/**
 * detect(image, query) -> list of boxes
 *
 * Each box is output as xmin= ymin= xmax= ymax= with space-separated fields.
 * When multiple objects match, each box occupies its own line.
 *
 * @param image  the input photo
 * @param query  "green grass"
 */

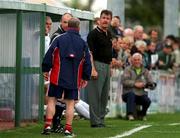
xmin=0 ymin=113 xmax=180 ymax=138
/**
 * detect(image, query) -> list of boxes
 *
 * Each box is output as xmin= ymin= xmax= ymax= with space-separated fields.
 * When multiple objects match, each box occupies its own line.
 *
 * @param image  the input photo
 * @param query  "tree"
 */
xmin=62 ymin=0 xmax=95 ymax=11
xmin=125 ymin=0 xmax=164 ymax=28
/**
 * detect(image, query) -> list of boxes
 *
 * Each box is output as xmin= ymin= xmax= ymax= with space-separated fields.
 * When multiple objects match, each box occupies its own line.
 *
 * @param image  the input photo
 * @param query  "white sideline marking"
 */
xmin=168 ymin=123 xmax=180 ymax=126
xmin=109 ymin=125 xmax=152 ymax=138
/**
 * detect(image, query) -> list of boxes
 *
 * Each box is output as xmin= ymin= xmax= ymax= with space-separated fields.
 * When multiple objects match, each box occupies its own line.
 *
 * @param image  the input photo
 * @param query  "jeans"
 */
xmin=122 ymin=92 xmax=151 ymax=116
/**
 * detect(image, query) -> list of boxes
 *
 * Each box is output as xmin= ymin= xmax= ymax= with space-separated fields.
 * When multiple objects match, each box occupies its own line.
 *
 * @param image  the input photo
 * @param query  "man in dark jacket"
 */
xmin=50 ymin=13 xmax=73 ymax=43
xmin=50 ymin=13 xmax=73 ymax=133
xmin=41 ymin=18 xmax=92 ymax=137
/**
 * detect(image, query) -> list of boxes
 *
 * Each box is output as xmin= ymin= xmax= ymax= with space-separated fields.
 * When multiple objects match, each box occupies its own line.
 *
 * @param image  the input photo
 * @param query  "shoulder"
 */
xmin=88 ymin=28 xmax=98 ymax=35
xmin=51 ymin=33 xmax=67 ymax=44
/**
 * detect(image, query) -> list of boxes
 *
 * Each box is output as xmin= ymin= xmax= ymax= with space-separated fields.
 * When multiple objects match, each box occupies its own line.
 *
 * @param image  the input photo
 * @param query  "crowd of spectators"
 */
xmin=107 ymin=17 xmax=180 ymax=74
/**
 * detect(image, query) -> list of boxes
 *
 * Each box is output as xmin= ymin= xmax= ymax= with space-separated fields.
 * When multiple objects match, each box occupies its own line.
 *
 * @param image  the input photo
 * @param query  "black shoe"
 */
xmin=91 ymin=124 xmax=105 ymax=128
xmin=52 ymin=124 xmax=64 ymax=133
xmin=99 ymin=124 xmax=106 ymax=127
xmin=41 ymin=126 xmax=51 ymax=135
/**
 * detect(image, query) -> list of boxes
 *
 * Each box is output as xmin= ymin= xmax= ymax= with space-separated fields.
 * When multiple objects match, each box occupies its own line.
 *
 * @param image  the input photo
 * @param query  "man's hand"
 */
xmin=159 ymin=60 xmax=164 ymax=66
xmin=79 ymin=80 xmax=88 ymax=88
xmin=134 ymin=82 xmax=145 ymax=88
xmin=91 ymin=67 xmax=98 ymax=80
xmin=43 ymin=72 xmax=49 ymax=81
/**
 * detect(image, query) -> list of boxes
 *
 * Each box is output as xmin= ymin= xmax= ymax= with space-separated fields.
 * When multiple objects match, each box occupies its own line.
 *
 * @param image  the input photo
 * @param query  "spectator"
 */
xmin=86 ymin=9 xmax=112 ymax=128
xmin=108 ymin=16 xmax=123 ymax=37
xmin=93 ymin=17 xmax=100 ymax=28
xmin=135 ymin=40 xmax=149 ymax=68
xmin=111 ymin=37 xmax=123 ymax=69
xmin=158 ymin=44 xmax=174 ymax=70
xmin=172 ymin=38 xmax=180 ymax=73
xmin=41 ymin=18 xmax=92 ymax=137
xmin=156 ymin=34 xmax=176 ymax=52
xmin=123 ymin=28 xmax=134 ymax=47
xmin=146 ymin=41 xmax=159 ymax=70
xmin=134 ymin=25 xmax=144 ymax=41
xmin=120 ymin=37 xmax=131 ymax=68
xmin=45 ymin=16 xmax=52 ymax=53
xmin=121 ymin=53 xmax=153 ymax=121
xmin=148 ymin=28 xmax=159 ymax=44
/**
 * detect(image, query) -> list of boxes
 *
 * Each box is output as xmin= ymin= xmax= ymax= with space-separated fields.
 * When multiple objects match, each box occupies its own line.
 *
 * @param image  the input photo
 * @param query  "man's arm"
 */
xmin=42 ymin=37 xmax=59 ymax=73
xmin=82 ymin=45 xmax=92 ymax=81
xmin=87 ymin=30 xmax=98 ymax=79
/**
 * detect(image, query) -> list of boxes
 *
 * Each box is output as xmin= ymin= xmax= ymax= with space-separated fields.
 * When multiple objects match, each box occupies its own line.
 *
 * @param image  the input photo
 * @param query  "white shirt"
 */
xmin=45 ymin=33 xmax=51 ymax=54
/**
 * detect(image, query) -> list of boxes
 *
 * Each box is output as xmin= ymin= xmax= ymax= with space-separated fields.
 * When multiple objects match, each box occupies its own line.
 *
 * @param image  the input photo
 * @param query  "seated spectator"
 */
xmin=121 ymin=53 xmax=155 ymax=121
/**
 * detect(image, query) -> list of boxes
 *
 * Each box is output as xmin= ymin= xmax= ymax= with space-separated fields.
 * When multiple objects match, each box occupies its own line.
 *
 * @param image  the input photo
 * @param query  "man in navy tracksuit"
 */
xmin=41 ymin=18 xmax=92 ymax=137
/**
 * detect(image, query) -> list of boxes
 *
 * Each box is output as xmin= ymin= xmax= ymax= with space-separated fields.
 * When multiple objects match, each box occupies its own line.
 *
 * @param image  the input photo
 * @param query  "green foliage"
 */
xmin=125 ymin=0 xmax=164 ymax=27
xmin=62 ymin=0 xmax=95 ymax=11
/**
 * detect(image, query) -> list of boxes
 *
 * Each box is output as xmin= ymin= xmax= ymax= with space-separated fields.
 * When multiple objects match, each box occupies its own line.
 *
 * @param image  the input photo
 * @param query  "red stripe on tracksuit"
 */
xmin=77 ymin=58 xmax=84 ymax=89
xmin=50 ymin=48 xmax=60 ymax=85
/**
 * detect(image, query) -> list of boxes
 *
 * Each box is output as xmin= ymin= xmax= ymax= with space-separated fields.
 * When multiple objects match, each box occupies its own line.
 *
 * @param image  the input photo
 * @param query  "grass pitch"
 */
xmin=0 ymin=113 xmax=180 ymax=138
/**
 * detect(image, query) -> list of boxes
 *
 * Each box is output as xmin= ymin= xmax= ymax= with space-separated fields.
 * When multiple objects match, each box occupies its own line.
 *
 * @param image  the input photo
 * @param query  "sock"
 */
xmin=65 ymin=124 xmax=72 ymax=132
xmin=44 ymin=118 xmax=52 ymax=129
xmin=52 ymin=104 xmax=65 ymax=129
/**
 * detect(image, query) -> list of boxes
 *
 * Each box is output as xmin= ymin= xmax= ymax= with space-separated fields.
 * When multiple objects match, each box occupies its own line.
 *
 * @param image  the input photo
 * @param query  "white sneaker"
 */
xmin=64 ymin=130 xmax=75 ymax=137
xmin=128 ymin=115 xmax=135 ymax=121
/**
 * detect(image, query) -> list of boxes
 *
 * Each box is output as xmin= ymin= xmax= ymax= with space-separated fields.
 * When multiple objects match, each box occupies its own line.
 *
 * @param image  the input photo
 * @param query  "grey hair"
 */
xmin=68 ymin=17 xmax=80 ymax=28
xmin=132 ymin=52 xmax=143 ymax=60
xmin=133 ymin=25 xmax=144 ymax=31
xmin=46 ymin=16 xmax=52 ymax=22
xmin=135 ymin=40 xmax=147 ymax=48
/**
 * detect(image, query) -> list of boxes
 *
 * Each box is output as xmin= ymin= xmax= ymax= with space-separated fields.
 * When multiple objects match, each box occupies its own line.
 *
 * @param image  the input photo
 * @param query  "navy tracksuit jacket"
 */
xmin=42 ymin=29 xmax=92 ymax=89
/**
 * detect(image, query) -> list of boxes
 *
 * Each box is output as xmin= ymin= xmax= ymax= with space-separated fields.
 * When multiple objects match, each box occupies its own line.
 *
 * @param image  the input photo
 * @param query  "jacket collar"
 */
xmin=67 ymin=28 xmax=80 ymax=35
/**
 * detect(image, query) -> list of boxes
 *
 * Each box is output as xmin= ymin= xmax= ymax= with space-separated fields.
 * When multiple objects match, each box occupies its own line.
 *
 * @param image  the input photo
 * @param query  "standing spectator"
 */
xmin=41 ymin=18 xmax=92 ymax=136
xmin=134 ymin=40 xmax=149 ymax=68
xmin=86 ymin=9 xmax=112 ymax=128
xmin=133 ymin=25 xmax=144 ymax=41
xmin=108 ymin=16 xmax=123 ymax=38
xmin=93 ymin=17 xmax=100 ymax=28
xmin=45 ymin=16 xmax=52 ymax=53
xmin=148 ymin=28 xmax=159 ymax=44
xmin=121 ymin=53 xmax=153 ymax=121
xmin=123 ymin=28 xmax=134 ymax=47
xmin=146 ymin=41 xmax=159 ymax=70
xmin=158 ymin=44 xmax=174 ymax=70
xmin=156 ymin=34 xmax=176 ymax=52
xmin=50 ymin=13 xmax=73 ymax=43
xmin=172 ymin=38 xmax=180 ymax=73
